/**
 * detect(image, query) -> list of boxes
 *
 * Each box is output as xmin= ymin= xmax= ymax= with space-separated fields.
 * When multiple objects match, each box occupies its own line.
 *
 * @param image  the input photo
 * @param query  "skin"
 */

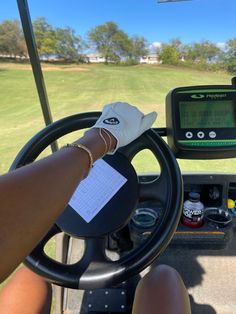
xmin=0 ymin=265 xmax=191 ymax=314
xmin=132 ymin=265 xmax=191 ymax=314
xmin=0 ymin=128 xmax=116 ymax=283
xmin=0 ymin=111 xmax=191 ymax=314
xmin=0 ymin=267 xmax=52 ymax=314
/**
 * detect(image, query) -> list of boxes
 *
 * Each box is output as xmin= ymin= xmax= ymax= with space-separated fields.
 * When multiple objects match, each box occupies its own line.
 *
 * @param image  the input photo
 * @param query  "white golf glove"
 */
xmin=92 ymin=102 xmax=157 ymax=153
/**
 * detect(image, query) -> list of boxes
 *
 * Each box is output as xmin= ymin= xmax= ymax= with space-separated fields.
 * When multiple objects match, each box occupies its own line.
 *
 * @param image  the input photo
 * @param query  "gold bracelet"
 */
xmin=99 ymin=128 xmax=108 ymax=156
xmin=63 ymin=143 xmax=93 ymax=174
xmin=102 ymin=128 xmax=112 ymax=152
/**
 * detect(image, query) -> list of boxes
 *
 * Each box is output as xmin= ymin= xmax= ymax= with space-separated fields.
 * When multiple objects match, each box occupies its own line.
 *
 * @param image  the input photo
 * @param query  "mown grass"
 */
xmin=0 ymin=63 xmax=234 ymax=175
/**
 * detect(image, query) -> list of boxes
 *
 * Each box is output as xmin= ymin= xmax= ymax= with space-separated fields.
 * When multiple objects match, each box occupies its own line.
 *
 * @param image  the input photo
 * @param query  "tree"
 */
xmin=226 ymin=39 xmax=236 ymax=58
xmin=88 ymin=21 xmax=132 ymax=63
xmin=33 ymin=17 xmax=56 ymax=57
xmin=170 ymin=38 xmax=182 ymax=52
xmin=159 ymin=44 xmax=179 ymax=65
xmin=55 ymin=27 xmax=82 ymax=61
xmin=33 ymin=18 xmax=84 ymax=62
xmin=129 ymin=36 xmax=148 ymax=61
xmin=0 ymin=20 xmax=27 ymax=57
xmin=185 ymin=40 xmax=221 ymax=63
xmin=225 ymin=39 xmax=236 ymax=74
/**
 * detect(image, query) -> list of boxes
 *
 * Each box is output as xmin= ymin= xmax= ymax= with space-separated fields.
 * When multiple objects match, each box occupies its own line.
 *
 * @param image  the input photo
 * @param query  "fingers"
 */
xmin=141 ymin=111 xmax=157 ymax=132
xmin=93 ymin=102 xmax=157 ymax=151
xmin=105 ymin=102 xmax=143 ymax=117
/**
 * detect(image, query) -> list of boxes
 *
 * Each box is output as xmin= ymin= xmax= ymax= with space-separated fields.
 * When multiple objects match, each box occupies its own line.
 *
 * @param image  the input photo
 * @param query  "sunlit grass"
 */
xmin=0 ymin=63 xmax=233 ymax=175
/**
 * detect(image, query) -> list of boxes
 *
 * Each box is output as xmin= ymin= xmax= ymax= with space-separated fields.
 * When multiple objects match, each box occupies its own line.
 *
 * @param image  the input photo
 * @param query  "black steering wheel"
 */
xmin=10 ymin=112 xmax=183 ymax=289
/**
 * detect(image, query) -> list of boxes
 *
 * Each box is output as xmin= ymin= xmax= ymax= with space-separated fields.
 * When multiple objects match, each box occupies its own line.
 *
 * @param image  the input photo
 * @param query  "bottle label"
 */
xmin=182 ymin=203 xmax=204 ymax=228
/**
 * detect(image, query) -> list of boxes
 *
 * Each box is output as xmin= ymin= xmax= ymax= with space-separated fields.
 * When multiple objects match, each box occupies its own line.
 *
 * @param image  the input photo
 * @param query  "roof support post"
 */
xmin=17 ymin=0 xmax=58 ymax=152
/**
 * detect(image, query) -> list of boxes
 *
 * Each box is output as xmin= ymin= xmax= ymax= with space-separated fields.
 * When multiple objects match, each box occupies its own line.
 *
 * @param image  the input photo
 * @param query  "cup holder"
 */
xmin=132 ymin=207 xmax=158 ymax=228
xmin=204 ymin=208 xmax=232 ymax=228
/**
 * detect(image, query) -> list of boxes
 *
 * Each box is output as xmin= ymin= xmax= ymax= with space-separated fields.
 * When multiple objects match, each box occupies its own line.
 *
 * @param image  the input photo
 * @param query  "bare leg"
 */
xmin=132 ymin=265 xmax=191 ymax=314
xmin=0 ymin=267 xmax=52 ymax=314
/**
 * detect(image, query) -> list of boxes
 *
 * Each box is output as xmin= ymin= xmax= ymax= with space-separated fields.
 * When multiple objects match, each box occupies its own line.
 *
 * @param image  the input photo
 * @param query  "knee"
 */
xmin=133 ymin=265 xmax=191 ymax=314
xmin=151 ymin=264 xmax=179 ymax=275
xmin=139 ymin=264 xmax=182 ymax=290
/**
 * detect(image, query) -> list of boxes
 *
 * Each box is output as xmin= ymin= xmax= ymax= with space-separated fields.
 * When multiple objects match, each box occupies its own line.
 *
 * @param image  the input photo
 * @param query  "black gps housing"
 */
xmin=166 ymin=85 xmax=236 ymax=159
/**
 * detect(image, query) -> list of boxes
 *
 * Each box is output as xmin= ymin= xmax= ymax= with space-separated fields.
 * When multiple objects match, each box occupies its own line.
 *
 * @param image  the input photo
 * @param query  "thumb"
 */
xmin=140 ymin=111 xmax=157 ymax=132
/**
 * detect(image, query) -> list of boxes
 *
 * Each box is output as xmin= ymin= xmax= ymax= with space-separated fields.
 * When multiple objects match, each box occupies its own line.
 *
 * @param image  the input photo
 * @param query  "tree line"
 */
xmin=0 ymin=18 xmax=148 ymax=64
xmin=0 ymin=18 xmax=235 ymax=73
xmin=158 ymin=38 xmax=236 ymax=74
xmin=0 ymin=18 xmax=83 ymax=62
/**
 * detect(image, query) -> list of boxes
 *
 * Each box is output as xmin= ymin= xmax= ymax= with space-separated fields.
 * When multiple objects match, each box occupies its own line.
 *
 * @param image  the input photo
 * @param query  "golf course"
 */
xmin=0 ymin=63 xmax=234 ymax=174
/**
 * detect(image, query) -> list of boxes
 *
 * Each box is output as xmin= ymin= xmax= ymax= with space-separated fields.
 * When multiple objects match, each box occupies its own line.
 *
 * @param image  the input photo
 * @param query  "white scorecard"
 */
xmin=69 ymin=159 xmax=127 ymax=223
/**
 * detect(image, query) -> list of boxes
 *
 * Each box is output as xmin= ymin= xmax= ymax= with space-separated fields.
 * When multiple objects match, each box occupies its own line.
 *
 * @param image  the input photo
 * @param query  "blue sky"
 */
xmin=1 ymin=0 xmax=235 ymax=47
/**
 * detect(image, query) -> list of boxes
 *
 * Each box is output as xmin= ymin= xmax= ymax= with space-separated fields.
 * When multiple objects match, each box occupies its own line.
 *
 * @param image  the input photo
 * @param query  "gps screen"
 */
xmin=179 ymin=100 xmax=236 ymax=129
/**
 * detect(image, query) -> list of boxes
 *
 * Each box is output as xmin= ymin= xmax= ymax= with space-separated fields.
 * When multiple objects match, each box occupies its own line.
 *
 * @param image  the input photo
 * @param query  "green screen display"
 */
xmin=179 ymin=100 xmax=236 ymax=128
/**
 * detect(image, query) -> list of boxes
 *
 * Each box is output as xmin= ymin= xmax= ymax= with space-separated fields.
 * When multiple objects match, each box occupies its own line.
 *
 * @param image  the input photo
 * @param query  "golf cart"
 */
xmin=6 ymin=0 xmax=236 ymax=313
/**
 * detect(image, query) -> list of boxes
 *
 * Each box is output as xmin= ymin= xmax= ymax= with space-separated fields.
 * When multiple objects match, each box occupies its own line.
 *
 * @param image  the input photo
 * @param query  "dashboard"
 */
xmin=127 ymin=80 xmax=236 ymax=251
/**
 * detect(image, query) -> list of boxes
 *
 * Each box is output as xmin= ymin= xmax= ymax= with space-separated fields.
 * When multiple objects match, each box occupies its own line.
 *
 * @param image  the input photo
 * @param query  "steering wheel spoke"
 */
xmin=82 ymin=237 xmax=108 ymax=263
xmin=31 ymin=224 xmax=62 ymax=251
xmin=118 ymin=136 xmax=147 ymax=161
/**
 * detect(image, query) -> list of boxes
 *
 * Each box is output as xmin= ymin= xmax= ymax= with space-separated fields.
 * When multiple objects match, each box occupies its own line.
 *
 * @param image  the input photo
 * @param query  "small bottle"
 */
xmin=182 ymin=192 xmax=204 ymax=228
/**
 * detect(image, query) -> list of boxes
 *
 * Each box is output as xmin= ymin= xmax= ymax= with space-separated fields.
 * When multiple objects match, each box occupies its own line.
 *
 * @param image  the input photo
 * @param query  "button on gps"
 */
xmin=197 ymin=131 xmax=205 ymax=139
xmin=209 ymin=131 xmax=216 ymax=139
xmin=185 ymin=132 xmax=193 ymax=139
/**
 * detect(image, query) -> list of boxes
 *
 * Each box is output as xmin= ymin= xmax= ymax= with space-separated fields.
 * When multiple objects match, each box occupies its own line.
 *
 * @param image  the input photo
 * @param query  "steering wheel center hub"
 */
xmin=57 ymin=153 xmax=138 ymax=237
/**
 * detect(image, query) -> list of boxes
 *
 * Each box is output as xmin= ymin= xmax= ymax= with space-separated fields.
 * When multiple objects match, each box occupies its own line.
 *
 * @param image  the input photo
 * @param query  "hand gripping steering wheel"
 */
xmin=10 ymin=112 xmax=183 ymax=289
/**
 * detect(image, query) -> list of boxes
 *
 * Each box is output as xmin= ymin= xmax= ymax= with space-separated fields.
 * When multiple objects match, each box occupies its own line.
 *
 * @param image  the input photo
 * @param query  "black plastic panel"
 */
xmin=166 ymin=85 xmax=236 ymax=159
xmin=138 ymin=173 xmax=236 ymax=249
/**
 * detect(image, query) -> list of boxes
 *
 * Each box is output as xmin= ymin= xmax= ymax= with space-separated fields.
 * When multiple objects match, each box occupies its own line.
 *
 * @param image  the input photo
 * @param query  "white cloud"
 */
xmin=150 ymin=41 xmax=162 ymax=49
xmin=149 ymin=42 xmax=163 ymax=53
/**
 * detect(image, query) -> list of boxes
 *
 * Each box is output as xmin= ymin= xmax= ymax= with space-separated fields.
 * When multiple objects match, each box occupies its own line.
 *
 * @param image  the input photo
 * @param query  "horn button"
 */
xmin=57 ymin=153 xmax=138 ymax=238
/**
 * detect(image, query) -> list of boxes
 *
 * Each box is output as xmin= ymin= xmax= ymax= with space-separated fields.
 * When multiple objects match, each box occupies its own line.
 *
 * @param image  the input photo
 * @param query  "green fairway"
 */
xmin=0 ymin=63 xmax=235 ymax=175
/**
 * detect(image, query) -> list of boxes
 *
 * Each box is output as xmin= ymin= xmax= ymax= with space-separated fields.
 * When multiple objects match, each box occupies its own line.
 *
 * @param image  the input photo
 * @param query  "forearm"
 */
xmin=0 ymin=101 xmax=157 ymax=282
xmin=0 ymin=128 xmax=116 ymax=282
